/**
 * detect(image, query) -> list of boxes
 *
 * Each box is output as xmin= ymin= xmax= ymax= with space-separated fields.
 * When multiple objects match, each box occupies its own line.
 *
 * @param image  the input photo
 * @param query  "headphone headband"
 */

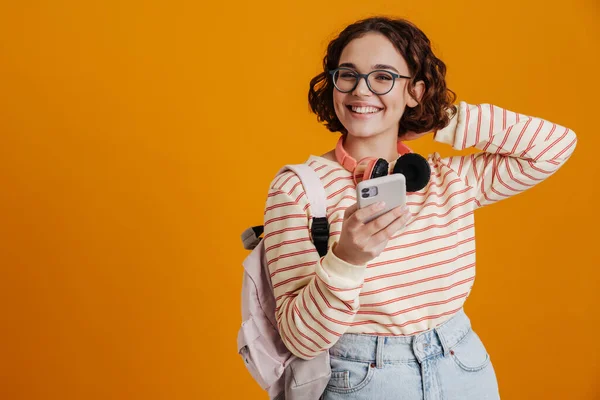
xmin=334 ymin=135 xmax=413 ymax=173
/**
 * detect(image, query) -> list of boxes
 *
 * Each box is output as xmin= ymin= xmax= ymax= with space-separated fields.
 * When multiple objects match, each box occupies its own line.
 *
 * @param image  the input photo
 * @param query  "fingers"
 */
xmin=343 ymin=202 xmax=359 ymax=219
xmin=338 ymin=202 xmax=411 ymax=265
xmin=362 ymin=205 xmax=406 ymax=235
xmin=365 ymin=206 xmax=404 ymax=236
xmin=352 ymin=201 xmax=386 ymax=223
xmin=369 ymin=206 xmax=411 ymax=244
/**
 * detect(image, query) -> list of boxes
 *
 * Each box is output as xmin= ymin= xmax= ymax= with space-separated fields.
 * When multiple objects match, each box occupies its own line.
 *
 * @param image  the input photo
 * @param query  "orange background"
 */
xmin=0 ymin=1 xmax=598 ymax=399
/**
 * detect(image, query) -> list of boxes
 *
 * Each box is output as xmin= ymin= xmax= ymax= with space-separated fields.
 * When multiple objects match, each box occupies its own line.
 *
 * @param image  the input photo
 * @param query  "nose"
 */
xmin=352 ymin=75 xmax=371 ymax=96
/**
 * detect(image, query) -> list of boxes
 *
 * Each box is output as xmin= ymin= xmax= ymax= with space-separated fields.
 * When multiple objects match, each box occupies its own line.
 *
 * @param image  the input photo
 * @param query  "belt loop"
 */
xmin=376 ymin=336 xmax=385 ymax=368
xmin=434 ymin=326 xmax=450 ymax=357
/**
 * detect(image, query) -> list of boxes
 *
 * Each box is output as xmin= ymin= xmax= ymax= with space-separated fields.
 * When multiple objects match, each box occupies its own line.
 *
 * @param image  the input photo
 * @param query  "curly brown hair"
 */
xmin=308 ymin=16 xmax=457 ymax=136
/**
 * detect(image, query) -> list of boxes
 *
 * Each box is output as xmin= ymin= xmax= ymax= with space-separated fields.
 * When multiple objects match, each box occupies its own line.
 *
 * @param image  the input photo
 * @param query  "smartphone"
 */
xmin=356 ymin=174 xmax=407 ymax=223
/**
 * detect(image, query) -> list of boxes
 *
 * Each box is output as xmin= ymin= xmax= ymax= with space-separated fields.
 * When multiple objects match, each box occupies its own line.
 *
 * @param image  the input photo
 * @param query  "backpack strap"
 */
xmin=276 ymin=164 xmax=329 ymax=257
xmin=240 ymin=164 xmax=330 ymax=257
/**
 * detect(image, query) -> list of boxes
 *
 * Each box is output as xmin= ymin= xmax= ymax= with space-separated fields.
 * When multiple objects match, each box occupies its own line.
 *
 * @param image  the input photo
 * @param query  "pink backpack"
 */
xmin=237 ymin=164 xmax=332 ymax=399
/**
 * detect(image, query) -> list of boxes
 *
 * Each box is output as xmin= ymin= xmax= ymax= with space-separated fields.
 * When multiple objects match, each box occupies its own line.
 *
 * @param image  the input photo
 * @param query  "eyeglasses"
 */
xmin=328 ymin=67 xmax=412 ymax=95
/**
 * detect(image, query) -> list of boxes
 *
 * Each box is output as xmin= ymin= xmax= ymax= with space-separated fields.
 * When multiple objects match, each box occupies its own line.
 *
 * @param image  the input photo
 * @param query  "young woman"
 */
xmin=262 ymin=16 xmax=576 ymax=399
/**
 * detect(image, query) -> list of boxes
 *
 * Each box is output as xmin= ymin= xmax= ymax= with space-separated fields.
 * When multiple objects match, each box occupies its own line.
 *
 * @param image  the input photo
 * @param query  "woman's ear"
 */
xmin=406 ymin=80 xmax=425 ymax=108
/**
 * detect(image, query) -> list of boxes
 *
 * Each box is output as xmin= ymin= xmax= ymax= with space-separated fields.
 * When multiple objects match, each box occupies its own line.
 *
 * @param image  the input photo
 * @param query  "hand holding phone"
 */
xmin=332 ymin=174 xmax=410 ymax=266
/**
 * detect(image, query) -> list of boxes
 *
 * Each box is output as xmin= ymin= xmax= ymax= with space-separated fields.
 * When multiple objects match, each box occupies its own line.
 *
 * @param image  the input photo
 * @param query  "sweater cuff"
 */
xmin=434 ymin=103 xmax=461 ymax=148
xmin=315 ymin=242 xmax=366 ymax=289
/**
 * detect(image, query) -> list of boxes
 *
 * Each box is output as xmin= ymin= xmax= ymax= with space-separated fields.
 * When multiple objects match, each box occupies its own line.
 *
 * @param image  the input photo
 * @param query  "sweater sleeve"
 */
xmin=263 ymin=170 xmax=366 ymax=360
xmin=434 ymin=101 xmax=577 ymax=209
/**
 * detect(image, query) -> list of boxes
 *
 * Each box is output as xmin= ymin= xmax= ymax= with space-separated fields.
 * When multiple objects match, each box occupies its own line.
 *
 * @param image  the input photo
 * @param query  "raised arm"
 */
xmin=434 ymin=101 xmax=577 ymax=208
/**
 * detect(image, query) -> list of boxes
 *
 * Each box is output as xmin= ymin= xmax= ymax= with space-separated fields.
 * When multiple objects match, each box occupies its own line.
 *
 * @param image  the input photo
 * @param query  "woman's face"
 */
xmin=332 ymin=32 xmax=422 ymax=139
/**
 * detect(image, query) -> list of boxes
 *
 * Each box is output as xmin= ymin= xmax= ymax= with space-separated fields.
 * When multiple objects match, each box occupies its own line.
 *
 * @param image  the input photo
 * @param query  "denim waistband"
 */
xmin=329 ymin=309 xmax=472 ymax=366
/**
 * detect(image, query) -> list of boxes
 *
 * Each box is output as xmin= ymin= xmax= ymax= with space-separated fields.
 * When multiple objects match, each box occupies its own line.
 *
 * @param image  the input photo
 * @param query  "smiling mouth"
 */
xmin=346 ymin=105 xmax=383 ymax=114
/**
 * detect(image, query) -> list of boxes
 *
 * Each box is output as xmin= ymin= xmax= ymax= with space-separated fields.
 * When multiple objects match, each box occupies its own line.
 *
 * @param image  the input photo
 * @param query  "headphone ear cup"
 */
xmin=369 ymin=159 xmax=389 ymax=179
xmin=364 ymin=158 xmax=388 ymax=180
xmin=392 ymin=153 xmax=431 ymax=192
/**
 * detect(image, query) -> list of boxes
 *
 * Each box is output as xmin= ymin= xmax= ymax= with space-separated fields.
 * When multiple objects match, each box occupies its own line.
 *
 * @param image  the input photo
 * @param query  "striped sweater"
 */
xmin=263 ymin=101 xmax=577 ymax=360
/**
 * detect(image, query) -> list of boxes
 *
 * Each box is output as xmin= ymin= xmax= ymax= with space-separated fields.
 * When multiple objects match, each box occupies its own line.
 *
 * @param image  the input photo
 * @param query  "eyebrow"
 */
xmin=338 ymin=62 xmax=400 ymax=74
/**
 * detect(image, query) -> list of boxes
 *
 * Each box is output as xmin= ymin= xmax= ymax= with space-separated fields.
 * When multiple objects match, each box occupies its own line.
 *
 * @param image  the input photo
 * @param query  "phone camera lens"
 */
xmin=361 ymin=193 xmax=369 ymax=198
xmin=361 ymin=188 xmax=369 ymax=193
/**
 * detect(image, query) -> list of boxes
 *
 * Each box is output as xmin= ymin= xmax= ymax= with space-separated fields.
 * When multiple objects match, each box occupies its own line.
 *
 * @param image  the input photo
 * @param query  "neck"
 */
xmin=343 ymin=132 xmax=400 ymax=163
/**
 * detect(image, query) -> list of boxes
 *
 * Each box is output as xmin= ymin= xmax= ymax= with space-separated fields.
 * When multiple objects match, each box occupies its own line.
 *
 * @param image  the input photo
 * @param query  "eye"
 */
xmin=339 ymin=71 xmax=357 ymax=79
xmin=373 ymin=72 xmax=393 ymax=81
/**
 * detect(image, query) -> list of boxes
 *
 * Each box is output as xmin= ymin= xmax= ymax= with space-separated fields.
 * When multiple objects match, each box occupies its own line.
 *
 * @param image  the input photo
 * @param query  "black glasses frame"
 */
xmin=328 ymin=67 xmax=412 ymax=95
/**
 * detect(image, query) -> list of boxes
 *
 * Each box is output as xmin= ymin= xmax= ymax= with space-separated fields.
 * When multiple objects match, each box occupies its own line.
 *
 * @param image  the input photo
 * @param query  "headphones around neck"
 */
xmin=334 ymin=136 xmax=431 ymax=192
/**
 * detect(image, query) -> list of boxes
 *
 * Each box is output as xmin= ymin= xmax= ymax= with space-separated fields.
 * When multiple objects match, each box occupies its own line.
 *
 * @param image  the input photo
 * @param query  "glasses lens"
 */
xmin=333 ymin=69 xmax=357 ymax=93
xmin=367 ymin=71 xmax=395 ymax=94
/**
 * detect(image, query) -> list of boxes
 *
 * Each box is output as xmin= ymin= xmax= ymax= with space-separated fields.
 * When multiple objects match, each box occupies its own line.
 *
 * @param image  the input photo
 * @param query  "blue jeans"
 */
xmin=321 ymin=309 xmax=500 ymax=399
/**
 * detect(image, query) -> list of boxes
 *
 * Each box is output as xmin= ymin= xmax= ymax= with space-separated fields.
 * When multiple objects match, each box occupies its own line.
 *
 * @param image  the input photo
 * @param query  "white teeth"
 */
xmin=351 ymin=106 xmax=381 ymax=114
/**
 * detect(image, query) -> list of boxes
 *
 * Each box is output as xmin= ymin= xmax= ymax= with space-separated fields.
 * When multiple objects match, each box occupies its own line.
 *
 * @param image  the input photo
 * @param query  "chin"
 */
xmin=346 ymin=130 xmax=380 ymax=139
xmin=343 ymin=123 xmax=384 ymax=138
